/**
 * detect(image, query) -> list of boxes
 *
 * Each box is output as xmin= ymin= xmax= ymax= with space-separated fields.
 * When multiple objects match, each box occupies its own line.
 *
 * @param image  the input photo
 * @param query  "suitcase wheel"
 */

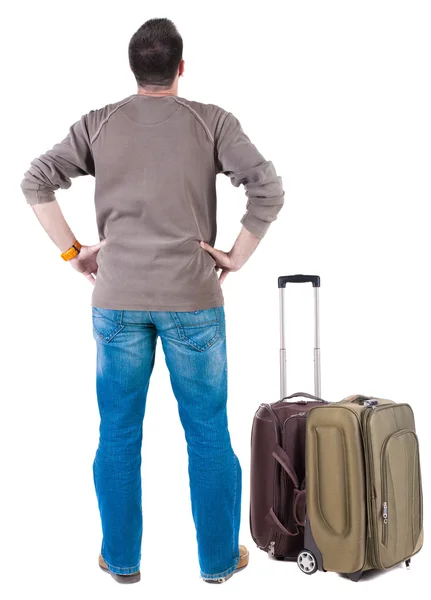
xmin=297 ymin=550 xmax=318 ymax=575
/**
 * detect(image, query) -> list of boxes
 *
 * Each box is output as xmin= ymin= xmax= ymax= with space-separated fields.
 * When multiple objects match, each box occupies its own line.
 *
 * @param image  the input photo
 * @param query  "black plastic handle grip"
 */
xmin=278 ymin=275 xmax=320 ymax=288
xmin=351 ymin=395 xmax=378 ymax=406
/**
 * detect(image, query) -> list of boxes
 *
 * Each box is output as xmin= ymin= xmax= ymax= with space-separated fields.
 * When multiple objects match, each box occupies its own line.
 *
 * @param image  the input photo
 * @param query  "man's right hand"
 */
xmin=200 ymin=242 xmax=239 ymax=284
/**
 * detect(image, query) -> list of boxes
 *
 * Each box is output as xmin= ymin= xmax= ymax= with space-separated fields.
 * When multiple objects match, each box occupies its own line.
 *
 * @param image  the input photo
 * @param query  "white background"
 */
xmin=2 ymin=0 xmax=430 ymax=598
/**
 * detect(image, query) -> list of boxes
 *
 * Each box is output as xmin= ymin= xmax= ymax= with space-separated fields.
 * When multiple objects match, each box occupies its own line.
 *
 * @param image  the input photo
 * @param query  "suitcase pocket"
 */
xmin=250 ymin=411 xmax=278 ymax=550
xmin=380 ymin=429 xmax=422 ymax=564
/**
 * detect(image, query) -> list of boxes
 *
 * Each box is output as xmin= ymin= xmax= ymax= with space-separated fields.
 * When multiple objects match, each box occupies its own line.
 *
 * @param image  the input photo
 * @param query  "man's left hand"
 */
xmin=69 ymin=240 xmax=106 ymax=285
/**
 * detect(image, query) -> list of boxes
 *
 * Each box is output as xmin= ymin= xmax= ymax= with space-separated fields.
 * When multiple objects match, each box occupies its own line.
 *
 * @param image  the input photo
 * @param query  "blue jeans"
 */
xmin=91 ymin=305 xmax=242 ymax=579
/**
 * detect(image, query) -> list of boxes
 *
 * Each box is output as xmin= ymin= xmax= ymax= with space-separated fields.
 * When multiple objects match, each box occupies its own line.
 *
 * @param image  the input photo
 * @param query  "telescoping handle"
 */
xmin=278 ymin=274 xmax=321 ymax=400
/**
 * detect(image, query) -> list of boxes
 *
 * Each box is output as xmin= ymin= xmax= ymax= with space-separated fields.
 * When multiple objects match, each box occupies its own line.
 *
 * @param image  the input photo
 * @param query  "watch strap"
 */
xmin=61 ymin=241 xmax=82 ymax=261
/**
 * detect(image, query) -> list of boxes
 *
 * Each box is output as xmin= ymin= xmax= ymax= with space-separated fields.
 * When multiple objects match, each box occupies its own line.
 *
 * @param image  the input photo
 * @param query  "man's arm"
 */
xmin=21 ymin=114 xmax=95 ymax=204
xmin=201 ymin=111 xmax=285 ymax=283
xmin=30 ymin=201 xmax=104 ymax=284
xmin=21 ymin=114 xmax=103 ymax=283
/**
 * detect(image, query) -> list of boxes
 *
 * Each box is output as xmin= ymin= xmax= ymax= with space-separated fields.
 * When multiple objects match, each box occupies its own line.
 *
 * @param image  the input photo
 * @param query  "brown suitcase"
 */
xmin=250 ymin=275 xmax=328 ymax=559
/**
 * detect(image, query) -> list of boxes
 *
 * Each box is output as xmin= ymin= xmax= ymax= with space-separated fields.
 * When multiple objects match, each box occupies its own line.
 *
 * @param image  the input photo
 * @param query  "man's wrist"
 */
xmin=61 ymin=240 xmax=82 ymax=261
xmin=228 ymin=250 xmax=248 ymax=271
xmin=228 ymin=225 xmax=262 ymax=270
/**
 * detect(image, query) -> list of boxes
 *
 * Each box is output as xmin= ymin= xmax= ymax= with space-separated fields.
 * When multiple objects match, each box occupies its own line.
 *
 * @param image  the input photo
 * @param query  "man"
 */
xmin=21 ymin=18 xmax=284 ymax=584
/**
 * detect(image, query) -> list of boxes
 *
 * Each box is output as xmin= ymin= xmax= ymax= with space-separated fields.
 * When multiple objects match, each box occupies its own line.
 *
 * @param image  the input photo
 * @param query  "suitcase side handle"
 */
xmin=269 ymin=445 xmax=308 ymax=536
xmin=266 ymin=508 xmax=299 ymax=537
xmin=278 ymin=274 xmax=320 ymax=288
xmin=268 ymin=445 xmax=303 ymax=537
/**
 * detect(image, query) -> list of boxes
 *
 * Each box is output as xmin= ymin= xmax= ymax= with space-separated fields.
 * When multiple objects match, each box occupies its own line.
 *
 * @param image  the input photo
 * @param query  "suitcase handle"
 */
xmin=281 ymin=392 xmax=328 ymax=403
xmin=278 ymin=274 xmax=320 ymax=288
xmin=279 ymin=274 xmax=321 ymax=398
xmin=351 ymin=395 xmax=378 ymax=406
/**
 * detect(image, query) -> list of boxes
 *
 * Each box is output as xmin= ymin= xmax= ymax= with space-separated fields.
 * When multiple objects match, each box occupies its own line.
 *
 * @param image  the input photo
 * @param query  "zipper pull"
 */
xmin=382 ymin=501 xmax=388 ymax=523
xmin=268 ymin=541 xmax=275 ymax=557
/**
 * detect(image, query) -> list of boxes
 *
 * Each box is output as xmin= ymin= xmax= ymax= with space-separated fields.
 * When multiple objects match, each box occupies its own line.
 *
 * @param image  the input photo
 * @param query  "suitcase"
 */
xmin=250 ymin=274 xmax=328 ymax=560
xmin=298 ymin=394 xmax=424 ymax=580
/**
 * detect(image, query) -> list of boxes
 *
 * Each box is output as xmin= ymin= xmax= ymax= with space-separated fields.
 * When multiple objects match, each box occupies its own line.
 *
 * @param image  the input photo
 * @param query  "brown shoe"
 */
xmin=98 ymin=554 xmax=141 ymax=584
xmin=203 ymin=545 xmax=249 ymax=584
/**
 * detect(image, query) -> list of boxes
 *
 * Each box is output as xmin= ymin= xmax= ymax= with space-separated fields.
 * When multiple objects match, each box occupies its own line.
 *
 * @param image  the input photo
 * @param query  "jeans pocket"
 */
xmin=170 ymin=307 xmax=221 ymax=352
xmin=92 ymin=307 xmax=125 ymax=343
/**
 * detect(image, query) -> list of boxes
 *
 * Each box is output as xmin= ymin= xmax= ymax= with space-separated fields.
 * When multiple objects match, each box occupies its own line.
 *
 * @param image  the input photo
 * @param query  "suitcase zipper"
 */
xmin=362 ymin=406 xmax=381 ymax=568
xmin=382 ymin=502 xmax=388 ymax=546
xmin=277 ymin=412 xmax=306 ymax=557
xmin=267 ymin=405 xmax=285 ymax=557
xmin=381 ymin=432 xmax=390 ymax=547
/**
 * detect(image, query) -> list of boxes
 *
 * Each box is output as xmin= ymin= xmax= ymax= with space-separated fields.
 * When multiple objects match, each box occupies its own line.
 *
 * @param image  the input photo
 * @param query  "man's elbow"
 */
xmin=276 ymin=186 xmax=285 ymax=212
xmin=21 ymin=174 xmax=57 ymax=206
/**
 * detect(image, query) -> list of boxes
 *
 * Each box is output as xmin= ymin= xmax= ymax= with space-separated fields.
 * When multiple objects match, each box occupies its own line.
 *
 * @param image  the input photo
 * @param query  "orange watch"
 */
xmin=61 ymin=240 xmax=82 ymax=261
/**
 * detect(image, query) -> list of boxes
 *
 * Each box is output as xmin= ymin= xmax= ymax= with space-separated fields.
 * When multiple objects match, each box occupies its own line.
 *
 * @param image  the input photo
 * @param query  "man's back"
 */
xmin=21 ymin=93 xmax=284 ymax=310
xmin=20 ymin=17 xmax=285 ymax=584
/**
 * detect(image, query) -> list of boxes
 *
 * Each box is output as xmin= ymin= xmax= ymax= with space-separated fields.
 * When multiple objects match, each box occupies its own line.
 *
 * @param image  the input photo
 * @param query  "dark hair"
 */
xmin=128 ymin=18 xmax=183 ymax=89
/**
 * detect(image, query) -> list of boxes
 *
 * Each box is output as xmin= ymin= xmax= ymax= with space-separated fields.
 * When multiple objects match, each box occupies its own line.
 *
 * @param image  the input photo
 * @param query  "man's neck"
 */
xmin=136 ymin=86 xmax=178 ymax=97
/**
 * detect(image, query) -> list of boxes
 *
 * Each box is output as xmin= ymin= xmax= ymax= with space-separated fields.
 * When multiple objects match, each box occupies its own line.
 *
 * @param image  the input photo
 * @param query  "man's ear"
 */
xmin=179 ymin=59 xmax=185 ymax=77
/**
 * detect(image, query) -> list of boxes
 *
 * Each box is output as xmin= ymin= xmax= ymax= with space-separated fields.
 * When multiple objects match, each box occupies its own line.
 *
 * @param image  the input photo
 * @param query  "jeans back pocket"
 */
xmin=92 ymin=307 xmax=125 ymax=343
xmin=170 ymin=307 xmax=221 ymax=352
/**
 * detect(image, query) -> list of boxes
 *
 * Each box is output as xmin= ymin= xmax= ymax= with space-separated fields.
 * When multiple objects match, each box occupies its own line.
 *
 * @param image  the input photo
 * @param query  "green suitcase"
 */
xmin=298 ymin=394 xmax=424 ymax=581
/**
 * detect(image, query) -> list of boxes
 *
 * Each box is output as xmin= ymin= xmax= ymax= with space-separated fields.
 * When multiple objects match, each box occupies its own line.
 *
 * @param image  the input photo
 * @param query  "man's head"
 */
xmin=128 ymin=18 xmax=184 ymax=92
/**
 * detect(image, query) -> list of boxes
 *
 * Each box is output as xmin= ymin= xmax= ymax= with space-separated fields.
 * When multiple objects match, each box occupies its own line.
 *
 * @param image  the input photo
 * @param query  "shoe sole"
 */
xmin=99 ymin=563 xmax=141 ymax=584
xmin=203 ymin=558 xmax=249 ymax=584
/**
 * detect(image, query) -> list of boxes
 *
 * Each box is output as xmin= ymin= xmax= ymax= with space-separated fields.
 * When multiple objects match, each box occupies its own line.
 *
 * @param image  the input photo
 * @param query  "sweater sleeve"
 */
xmin=20 ymin=114 xmax=95 ymax=205
xmin=214 ymin=112 xmax=285 ymax=239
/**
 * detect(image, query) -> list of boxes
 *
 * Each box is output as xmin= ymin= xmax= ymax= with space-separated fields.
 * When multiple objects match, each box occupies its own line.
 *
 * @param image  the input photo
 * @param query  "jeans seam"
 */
xmin=180 ymin=320 xmax=219 ymax=328
xmin=232 ymin=452 xmax=238 ymax=557
xmin=200 ymin=557 xmax=239 ymax=579
xmin=92 ymin=322 xmax=125 ymax=343
xmin=102 ymin=556 xmax=140 ymax=573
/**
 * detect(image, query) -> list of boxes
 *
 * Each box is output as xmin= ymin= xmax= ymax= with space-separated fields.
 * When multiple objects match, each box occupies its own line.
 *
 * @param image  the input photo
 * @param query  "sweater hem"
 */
xmin=91 ymin=294 xmax=224 ymax=312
